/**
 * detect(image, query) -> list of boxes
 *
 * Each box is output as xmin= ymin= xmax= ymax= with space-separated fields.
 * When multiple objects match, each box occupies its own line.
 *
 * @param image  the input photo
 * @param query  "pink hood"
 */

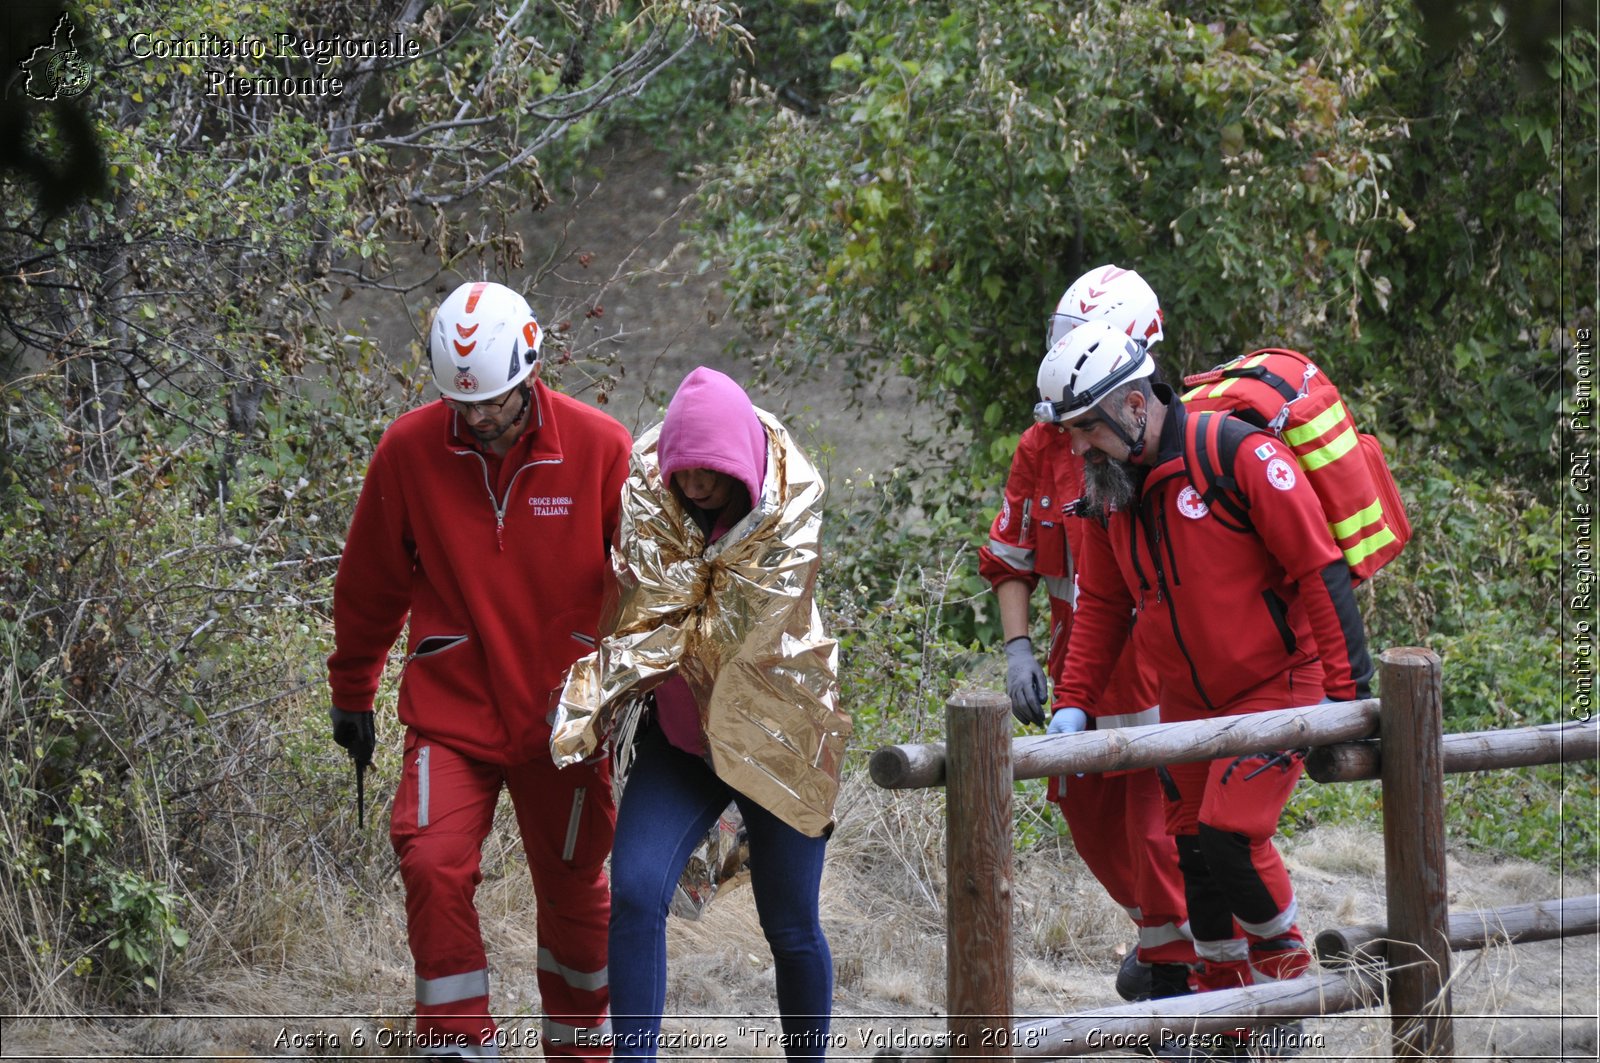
xmin=657 ymin=367 xmax=767 ymax=509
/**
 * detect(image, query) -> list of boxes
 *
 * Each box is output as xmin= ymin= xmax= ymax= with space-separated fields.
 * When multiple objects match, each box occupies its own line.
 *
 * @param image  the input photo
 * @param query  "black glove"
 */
xmin=330 ymin=706 xmax=375 ymax=768
xmin=1003 ymin=636 xmax=1049 ymax=726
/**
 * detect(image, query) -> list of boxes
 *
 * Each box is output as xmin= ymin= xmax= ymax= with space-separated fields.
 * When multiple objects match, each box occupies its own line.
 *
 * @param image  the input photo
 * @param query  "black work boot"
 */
xmin=1115 ymin=950 xmax=1154 ymax=1001
xmin=1116 ymin=951 xmax=1193 ymax=1001
xmin=1149 ymin=961 xmax=1194 ymax=998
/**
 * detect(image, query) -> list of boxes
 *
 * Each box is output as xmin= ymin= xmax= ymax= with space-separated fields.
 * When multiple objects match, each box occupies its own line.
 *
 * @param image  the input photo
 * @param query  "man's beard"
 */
xmin=1080 ymin=454 xmax=1137 ymax=518
xmin=470 ymin=387 xmax=529 ymax=443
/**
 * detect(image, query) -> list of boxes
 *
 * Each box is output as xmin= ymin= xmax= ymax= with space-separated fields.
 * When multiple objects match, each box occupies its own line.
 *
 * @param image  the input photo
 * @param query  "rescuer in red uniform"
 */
xmin=981 ymin=266 xmax=1194 ymax=1001
xmin=328 ymin=281 xmax=631 ymax=1060
xmin=1044 ymin=318 xmax=1373 ymax=1061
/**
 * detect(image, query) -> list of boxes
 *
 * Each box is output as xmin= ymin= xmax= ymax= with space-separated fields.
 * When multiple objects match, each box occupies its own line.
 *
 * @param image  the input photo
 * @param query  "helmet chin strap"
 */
xmin=506 ymin=382 xmax=532 ymax=429
xmin=1099 ymin=403 xmax=1148 ymax=462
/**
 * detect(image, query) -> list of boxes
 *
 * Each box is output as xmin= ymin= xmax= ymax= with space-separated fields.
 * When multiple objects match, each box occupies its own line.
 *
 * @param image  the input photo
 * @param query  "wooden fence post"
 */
xmin=1379 ymin=647 xmax=1454 ymax=1060
xmin=945 ymin=689 xmax=1013 ymax=1058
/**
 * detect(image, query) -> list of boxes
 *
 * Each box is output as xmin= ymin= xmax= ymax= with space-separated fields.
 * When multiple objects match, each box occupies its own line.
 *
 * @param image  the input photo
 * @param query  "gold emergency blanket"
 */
xmin=550 ymin=410 xmax=850 ymax=837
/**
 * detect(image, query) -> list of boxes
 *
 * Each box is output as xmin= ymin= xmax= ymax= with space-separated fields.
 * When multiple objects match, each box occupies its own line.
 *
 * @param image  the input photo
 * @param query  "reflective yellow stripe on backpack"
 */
xmin=1329 ymin=496 xmax=1399 ymax=570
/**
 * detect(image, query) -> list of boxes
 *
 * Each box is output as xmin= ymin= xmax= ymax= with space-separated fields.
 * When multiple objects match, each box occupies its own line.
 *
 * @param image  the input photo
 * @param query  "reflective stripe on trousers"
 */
xmin=1194 ymin=937 xmax=1249 ymax=964
xmin=538 ymin=947 xmax=608 ymax=993
xmin=416 ymin=967 xmax=489 ymax=1006
xmin=1138 ymin=920 xmax=1192 ymax=952
xmin=1237 ymin=896 xmax=1298 ymax=941
xmin=1122 ymin=904 xmax=1192 ymax=953
xmin=542 ymin=1016 xmax=613 ymax=1048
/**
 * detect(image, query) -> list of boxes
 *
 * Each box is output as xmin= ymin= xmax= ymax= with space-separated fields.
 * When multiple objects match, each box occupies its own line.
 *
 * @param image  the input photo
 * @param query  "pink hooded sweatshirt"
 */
xmin=652 ymin=367 xmax=768 ymax=755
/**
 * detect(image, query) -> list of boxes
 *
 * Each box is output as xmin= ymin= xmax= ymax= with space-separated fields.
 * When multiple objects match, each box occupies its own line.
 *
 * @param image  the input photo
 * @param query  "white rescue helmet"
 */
xmin=1046 ymin=264 xmax=1164 ymax=351
xmin=429 ymin=281 xmax=544 ymax=401
xmin=1035 ymin=318 xmax=1154 ymax=425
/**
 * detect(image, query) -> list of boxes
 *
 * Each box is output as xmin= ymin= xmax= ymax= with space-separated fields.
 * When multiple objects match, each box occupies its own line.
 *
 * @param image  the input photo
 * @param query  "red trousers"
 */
xmin=1047 ymin=588 xmax=1191 ymax=966
xmin=1159 ymin=666 xmax=1320 ymax=989
xmin=390 ymin=729 xmax=615 ymax=1060
xmin=1050 ymin=768 xmax=1194 ymax=965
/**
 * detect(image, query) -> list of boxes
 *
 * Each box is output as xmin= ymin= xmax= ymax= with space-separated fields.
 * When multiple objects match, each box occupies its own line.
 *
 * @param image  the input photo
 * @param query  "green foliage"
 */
xmin=699 ymin=0 xmax=1594 ymax=480
xmin=606 ymin=0 xmax=852 ymax=162
xmin=1285 ymin=439 xmax=1594 ymax=868
xmin=819 ymin=450 xmax=1067 ymax=851
xmin=0 ymin=329 xmax=405 ymax=1001
xmin=823 ymin=457 xmax=994 ymax=750
xmin=1364 ymin=439 xmax=1562 ymax=728
xmin=1 ymin=0 xmax=735 ymax=1009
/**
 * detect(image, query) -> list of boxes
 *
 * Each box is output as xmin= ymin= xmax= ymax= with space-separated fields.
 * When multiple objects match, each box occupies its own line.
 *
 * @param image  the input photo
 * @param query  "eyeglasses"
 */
xmin=445 ymin=389 xmax=520 ymax=416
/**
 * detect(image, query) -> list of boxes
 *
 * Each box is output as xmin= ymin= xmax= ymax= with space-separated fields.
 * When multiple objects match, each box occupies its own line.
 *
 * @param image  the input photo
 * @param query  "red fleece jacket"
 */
xmin=327 ymin=381 xmax=631 ymax=764
xmin=1057 ymin=396 xmax=1373 ymax=715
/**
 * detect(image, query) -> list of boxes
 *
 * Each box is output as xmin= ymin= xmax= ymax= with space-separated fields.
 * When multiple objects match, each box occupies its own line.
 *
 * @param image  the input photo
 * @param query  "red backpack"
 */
xmin=1179 ymin=349 xmax=1410 ymax=583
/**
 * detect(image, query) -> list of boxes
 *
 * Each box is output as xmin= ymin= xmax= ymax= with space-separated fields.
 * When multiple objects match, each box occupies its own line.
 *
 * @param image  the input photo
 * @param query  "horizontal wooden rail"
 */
xmin=1306 ymin=720 xmax=1600 ymax=782
xmin=1315 ymin=894 xmax=1600 ymax=964
xmin=870 ymin=700 xmax=1380 ymax=790
xmin=874 ymin=969 xmax=1382 ymax=1061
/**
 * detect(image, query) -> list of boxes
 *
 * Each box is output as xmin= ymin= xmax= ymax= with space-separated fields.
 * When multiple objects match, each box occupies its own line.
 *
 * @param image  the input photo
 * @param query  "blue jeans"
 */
xmin=609 ymin=726 xmax=833 ymax=1060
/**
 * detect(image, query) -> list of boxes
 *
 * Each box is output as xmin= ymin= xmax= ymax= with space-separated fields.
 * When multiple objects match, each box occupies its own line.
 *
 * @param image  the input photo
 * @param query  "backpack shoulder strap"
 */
xmin=1182 ymin=410 xmax=1255 ymax=533
xmin=1181 ymin=349 xmax=1314 ymax=426
xmin=1222 ymin=349 xmax=1308 ymax=404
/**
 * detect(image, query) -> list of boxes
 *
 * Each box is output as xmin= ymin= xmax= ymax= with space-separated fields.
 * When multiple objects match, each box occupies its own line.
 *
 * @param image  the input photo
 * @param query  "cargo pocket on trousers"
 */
xmin=390 ymin=731 xmax=433 ymax=846
xmin=559 ymin=766 xmax=616 ymax=870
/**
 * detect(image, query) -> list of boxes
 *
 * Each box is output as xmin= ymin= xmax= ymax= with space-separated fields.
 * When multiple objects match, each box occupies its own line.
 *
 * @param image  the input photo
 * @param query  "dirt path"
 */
xmin=4 ymin=816 xmax=1589 ymax=1062
xmin=330 ymin=131 xmax=922 ymax=490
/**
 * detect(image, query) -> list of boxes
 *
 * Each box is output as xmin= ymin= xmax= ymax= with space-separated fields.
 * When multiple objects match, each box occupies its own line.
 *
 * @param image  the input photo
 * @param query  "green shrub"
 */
xmin=0 ymin=330 xmax=407 ymax=1005
xmin=1287 ymin=439 xmax=1593 ymax=868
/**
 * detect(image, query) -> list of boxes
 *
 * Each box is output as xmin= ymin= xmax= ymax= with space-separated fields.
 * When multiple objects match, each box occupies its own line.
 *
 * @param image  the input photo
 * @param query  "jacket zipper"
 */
xmin=458 ymin=451 xmax=563 ymax=552
xmin=1138 ymin=473 xmax=1217 ymax=711
xmin=417 ymin=744 xmax=431 ymax=829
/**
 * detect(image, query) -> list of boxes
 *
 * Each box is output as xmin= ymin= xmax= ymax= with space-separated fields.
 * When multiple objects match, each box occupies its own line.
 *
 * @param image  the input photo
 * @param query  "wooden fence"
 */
xmin=868 ymin=647 xmax=1600 ymax=1060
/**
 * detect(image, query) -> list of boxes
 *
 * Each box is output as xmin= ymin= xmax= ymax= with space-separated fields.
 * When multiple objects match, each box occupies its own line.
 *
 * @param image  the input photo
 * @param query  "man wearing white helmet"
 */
xmin=1043 ymin=317 xmax=1373 ymax=1061
xmin=980 ymin=265 xmax=1195 ymax=1002
xmin=328 ymin=280 xmax=632 ymax=1060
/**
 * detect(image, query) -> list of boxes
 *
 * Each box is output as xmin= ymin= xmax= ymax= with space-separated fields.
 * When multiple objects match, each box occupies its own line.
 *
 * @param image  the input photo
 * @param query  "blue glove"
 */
xmin=1004 ymin=637 xmax=1049 ymax=726
xmin=1047 ymin=707 xmax=1089 ymax=734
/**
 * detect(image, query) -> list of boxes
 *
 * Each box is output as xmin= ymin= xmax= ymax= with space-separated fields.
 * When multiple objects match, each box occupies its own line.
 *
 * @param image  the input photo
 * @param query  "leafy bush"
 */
xmin=818 ymin=440 xmax=1086 ymax=850
xmin=1 ymin=0 xmax=736 ymax=1011
xmin=697 ymin=0 xmax=1594 ymax=482
xmin=0 ymin=329 xmax=409 ymax=1004
xmin=1285 ymin=438 xmax=1593 ymax=868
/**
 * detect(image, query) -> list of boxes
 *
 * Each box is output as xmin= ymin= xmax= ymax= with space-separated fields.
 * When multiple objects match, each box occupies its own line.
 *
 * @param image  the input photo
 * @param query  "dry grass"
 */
xmin=1 ymin=752 xmax=1595 ymax=1061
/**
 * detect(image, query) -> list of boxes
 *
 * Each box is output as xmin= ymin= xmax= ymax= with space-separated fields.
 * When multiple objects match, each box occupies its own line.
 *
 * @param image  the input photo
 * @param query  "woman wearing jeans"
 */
xmin=551 ymin=367 xmax=852 ymax=1061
